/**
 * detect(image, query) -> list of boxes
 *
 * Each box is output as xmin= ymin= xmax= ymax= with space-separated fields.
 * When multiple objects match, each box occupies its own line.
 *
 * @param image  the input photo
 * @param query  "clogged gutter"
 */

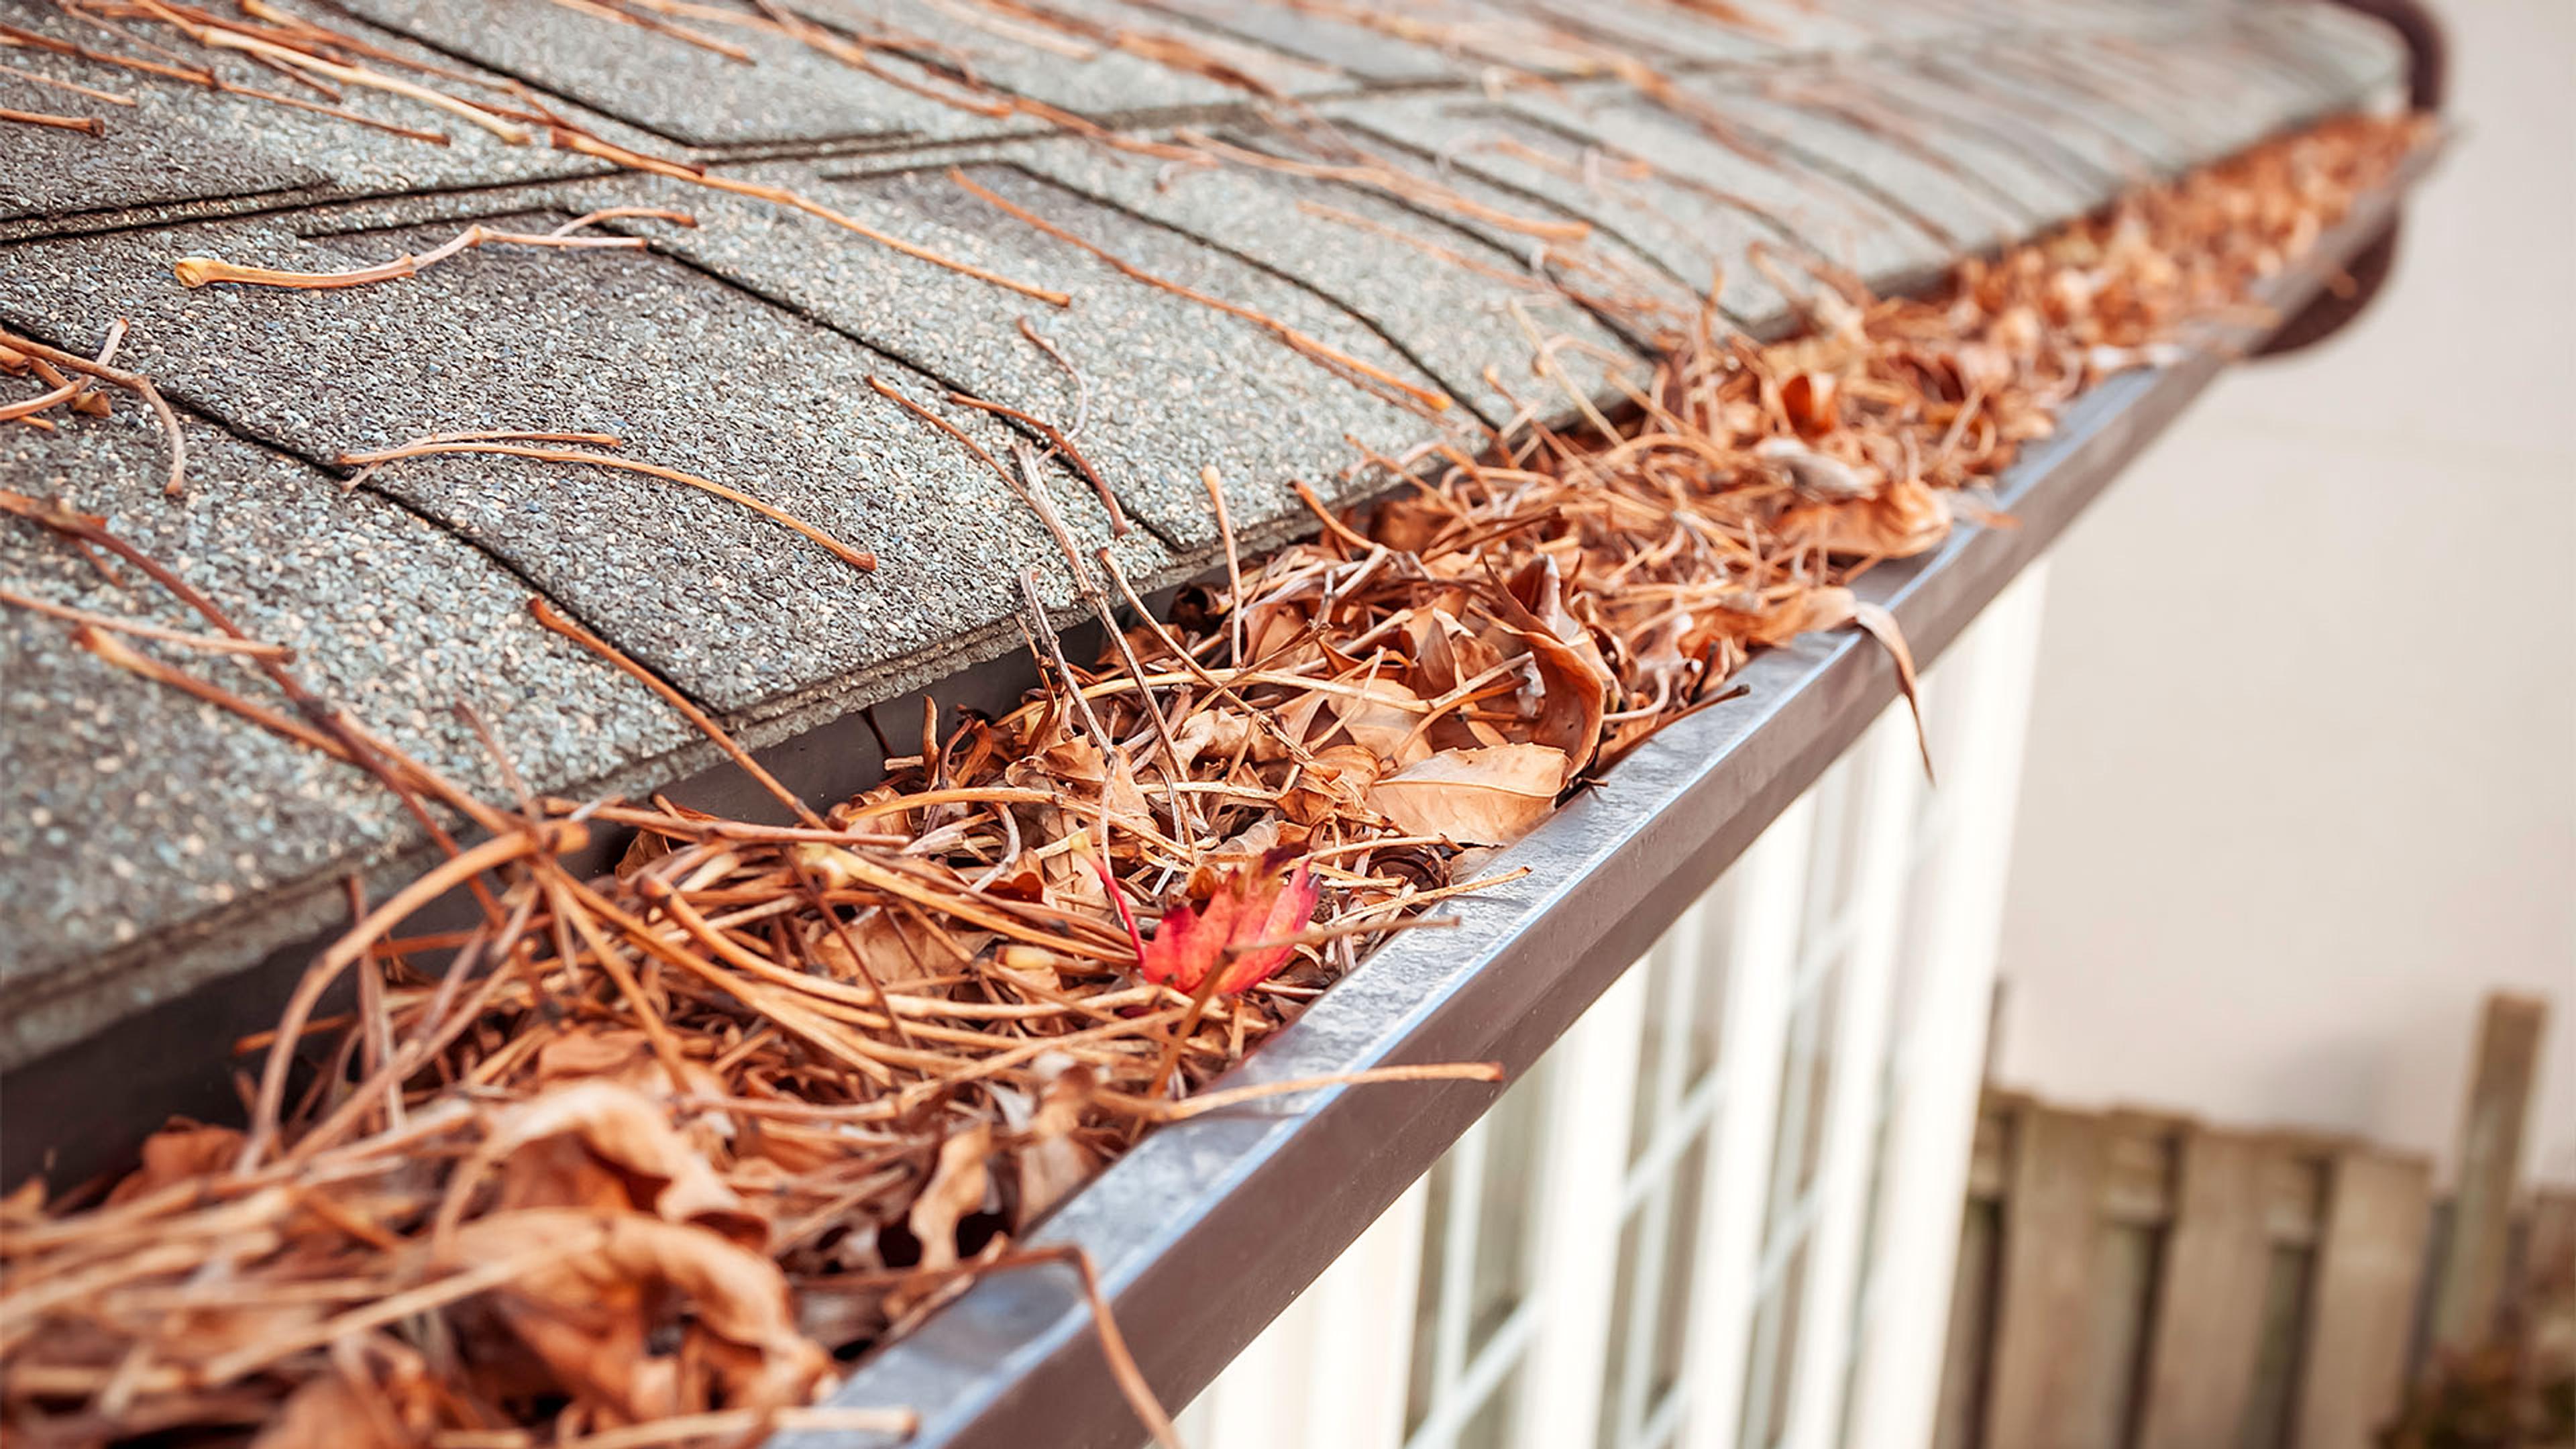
xmin=0 ymin=61 xmax=2422 ymax=1449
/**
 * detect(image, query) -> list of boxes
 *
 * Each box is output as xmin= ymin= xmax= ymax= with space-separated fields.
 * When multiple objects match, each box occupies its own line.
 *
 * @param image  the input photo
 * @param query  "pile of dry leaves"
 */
xmin=0 ymin=64 xmax=2421 ymax=1449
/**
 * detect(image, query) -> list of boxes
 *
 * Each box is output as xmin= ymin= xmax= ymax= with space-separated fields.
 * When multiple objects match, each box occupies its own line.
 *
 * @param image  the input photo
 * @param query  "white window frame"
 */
xmin=1183 ymin=568 xmax=2049 ymax=1449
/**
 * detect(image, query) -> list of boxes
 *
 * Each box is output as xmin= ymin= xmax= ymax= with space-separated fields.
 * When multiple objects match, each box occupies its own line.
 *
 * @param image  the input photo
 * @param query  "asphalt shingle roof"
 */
xmin=0 ymin=0 xmax=2404 ymax=1068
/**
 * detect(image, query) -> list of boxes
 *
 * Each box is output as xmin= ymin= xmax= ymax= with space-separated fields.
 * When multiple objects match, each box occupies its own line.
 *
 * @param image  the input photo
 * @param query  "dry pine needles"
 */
xmin=0 ymin=17 xmax=2426 ymax=1448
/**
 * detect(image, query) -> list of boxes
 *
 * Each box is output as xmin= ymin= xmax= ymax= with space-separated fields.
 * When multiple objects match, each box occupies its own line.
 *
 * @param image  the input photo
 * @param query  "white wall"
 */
xmin=1991 ymin=0 xmax=2575 ymax=1185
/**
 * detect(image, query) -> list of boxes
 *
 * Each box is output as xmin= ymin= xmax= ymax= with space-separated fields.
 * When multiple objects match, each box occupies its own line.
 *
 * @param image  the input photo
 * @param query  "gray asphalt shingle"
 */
xmin=0 ymin=0 xmax=2404 ymax=1067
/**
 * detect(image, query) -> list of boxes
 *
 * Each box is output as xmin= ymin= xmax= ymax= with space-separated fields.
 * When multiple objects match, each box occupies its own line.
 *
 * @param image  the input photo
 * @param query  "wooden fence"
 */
xmin=1932 ymin=993 xmax=2571 ymax=1449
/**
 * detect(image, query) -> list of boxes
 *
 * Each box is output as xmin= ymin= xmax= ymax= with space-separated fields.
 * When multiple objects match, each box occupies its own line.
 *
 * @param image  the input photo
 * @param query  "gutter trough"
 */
xmin=784 ymin=150 xmax=2438 ymax=1449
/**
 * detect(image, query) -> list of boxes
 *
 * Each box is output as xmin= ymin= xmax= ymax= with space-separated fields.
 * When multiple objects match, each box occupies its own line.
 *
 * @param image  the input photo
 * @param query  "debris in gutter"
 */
xmin=0 ymin=91 xmax=2424 ymax=1449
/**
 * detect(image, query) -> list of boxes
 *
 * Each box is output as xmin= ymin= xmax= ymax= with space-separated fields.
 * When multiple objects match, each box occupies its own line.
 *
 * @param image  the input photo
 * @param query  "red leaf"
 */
xmin=1138 ymin=851 xmax=1322 ymax=994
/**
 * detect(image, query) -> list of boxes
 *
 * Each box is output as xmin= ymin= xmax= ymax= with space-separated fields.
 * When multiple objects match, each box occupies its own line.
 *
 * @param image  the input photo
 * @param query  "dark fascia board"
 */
xmin=782 ymin=146 xmax=2438 ymax=1449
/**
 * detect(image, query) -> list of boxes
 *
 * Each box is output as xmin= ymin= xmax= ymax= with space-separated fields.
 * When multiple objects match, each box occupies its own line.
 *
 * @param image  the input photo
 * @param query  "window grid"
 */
xmin=1403 ymin=1057 xmax=1555 ymax=1449
xmin=1601 ymin=904 xmax=1734 ymax=1449
xmin=1737 ymin=851 xmax=1857 ymax=1442
xmin=1180 ymin=567 xmax=2049 ymax=1449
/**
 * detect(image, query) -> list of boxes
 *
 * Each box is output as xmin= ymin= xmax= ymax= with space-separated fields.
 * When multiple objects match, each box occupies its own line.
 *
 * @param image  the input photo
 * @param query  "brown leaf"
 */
xmin=1780 ymin=370 xmax=1840 ymax=436
xmin=1365 ymin=743 xmax=1566 ymax=844
xmin=1279 ymin=742 xmax=1383 ymax=826
xmin=253 ymin=1373 xmax=409 ymax=1449
xmin=469 ymin=1082 xmax=765 ymax=1249
xmin=908 ymin=1122 xmax=993 ymax=1274
xmin=1756 ymin=437 xmax=1877 ymax=502
xmin=1767 ymin=589 xmax=1932 ymax=779
xmin=1167 ymin=707 xmax=1255 ymax=772
xmin=450 ymin=1208 xmax=830 ymax=1422
xmin=810 ymin=906 xmax=972 ymax=988
xmin=1503 ymin=623 xmax=1609 ymax=784
xmin=1329 ymin=676 xmax=1434 ymax=767
xmin=1776 ymin=475 xmax=1950 ymax=557
xmin=107 ymin=1119 xmax=245 ymax=1206
xmin=1016 ymin=1063 xmax=1101 ymax=1226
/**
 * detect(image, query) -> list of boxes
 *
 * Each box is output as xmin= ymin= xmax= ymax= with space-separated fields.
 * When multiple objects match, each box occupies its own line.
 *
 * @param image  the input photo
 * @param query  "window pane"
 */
xmin=1801 ymin=762 xmax=1873 ymax=951
xmin=1629 ymin=942 xmax=1681 ymax=1168
xmin=1760 ymin=959 xmax=1844 ymax=1227
xmin=1456 ymin=1376 xmax=1515 ymax=1449
xmin=1884 ymin=853 xmax=1945 ymax=1059
xmin=1933 ymin=1198 xmax=2003 ymax=1449
xmin=1684 ymin=883 xmax=1735 ymax=1087
xmin=1649 ymin=1134 xmax=1710 ymax=1407
xmin=2237 ymin=1245 xmax=2316 ymax=1449
xmin=1406 ymin=1157 xmax=1455 ymax=1436
xmin=1763 ymin=1240 xmax=1812 ymax=1449
xmin=1599 ymin=1207 xmax=1646 ymax=1449
xmin=1468 ymin=1070 xmax=1546 ymax=1355
xmin=1796 ymin=964 xmax=1844 ymax=1201
xmin=2078 ymin=1221 xmax=2163 ymax=1449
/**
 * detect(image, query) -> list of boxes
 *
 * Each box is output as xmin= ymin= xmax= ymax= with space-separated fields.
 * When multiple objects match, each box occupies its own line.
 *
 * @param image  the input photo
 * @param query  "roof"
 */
xmin=0 ymin=0 xmax=2402 ymax=1070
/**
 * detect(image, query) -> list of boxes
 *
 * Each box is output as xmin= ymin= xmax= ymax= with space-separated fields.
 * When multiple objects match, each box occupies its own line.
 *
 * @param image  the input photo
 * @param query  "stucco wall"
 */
xmin=1992 ymin=0 xmax=2575 ymax=1185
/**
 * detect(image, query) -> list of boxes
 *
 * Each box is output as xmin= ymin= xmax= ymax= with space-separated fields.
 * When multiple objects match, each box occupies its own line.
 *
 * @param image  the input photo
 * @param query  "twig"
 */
xmin=0 ymin=587 xmax=292 ymax=659
xmin=1097 ymin=1059 xmax=1502 ymax=1122
xmin=1202 ymin=465 xmax=1244 ymax=668
xmin=0 ymin=323 xmax=186 ymax=496
xmin=0 ymin=62 xmax=133 ymax=104
xmin=947 ymin=167 xmax=1452 ymax=415
xmin=173 ymin=207 xmax=696 ymax=291
xmin=949 ymin=388 xmax=1128 ymax=536
xmin=1016 ymin=315 xmax=1089 ymax=435
xmin=550 ymin=128 xmax=1073 ymax=307
xmin=335 ymin=438 xmax=875 ymax=573
xmin=527 ymin=597 xmax=822 ymax=828
xmin=0 ymin=103 xmax=104 ymax=133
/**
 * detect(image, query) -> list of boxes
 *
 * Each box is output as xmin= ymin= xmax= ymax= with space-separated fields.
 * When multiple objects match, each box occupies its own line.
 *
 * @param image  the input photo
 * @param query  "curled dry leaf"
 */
xmin=106 ymin=1119 xmax=246 ymax=1206
xmin=1366 ymin=743 xmax=1567 ymax=844
xmin=255 ymin=1372 xmax=411 ymax=1449
xmin=457 ymin=1081 xmax=764 ymax=1250
xmin=1280 ymin=742 xmax=1385 ymax=826
xmin=1016 ymin=1061 xmax=1103 ymax=1225
xmin=450 ymin=1208 xmax=830 ymax=1424
xmin=1500 ymin=619 xmax=1611 ymax=786
xmin=1330 ymin=676 xmax=1436 ymax=768
xmin=1781 ymin=370 xmax=1841 ymax=436
xmin=1811 ymin=472 xmax=1949 ymax=555
xmin=1757 ymin=436 xmax=1878 ymax=502
xmin=909 ymin=1122 xmax=994 ymax=1275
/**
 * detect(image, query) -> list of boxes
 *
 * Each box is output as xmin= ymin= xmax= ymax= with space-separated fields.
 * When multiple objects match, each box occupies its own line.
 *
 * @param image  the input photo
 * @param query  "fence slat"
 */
xmin=2294 ymin=1149 xmax=2433 ymax=1449
xmin=1987 ymin=1104 xmax=2108 ymax=1449
xmin=2430 ymin=992 xmax=2548 ymax=1354
xmin=2137 ymin=1130 xmax=2271 ymax=1449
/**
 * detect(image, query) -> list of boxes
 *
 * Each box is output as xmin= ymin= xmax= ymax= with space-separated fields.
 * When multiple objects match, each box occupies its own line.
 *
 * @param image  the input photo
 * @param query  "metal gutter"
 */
xmin=784 ymin=150 xmax=2438 ymax=1449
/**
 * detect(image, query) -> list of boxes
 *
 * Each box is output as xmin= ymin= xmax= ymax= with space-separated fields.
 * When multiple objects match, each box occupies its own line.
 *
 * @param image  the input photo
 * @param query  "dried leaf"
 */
xmin=469 ymin=1082 xmax=765 ymax=1249
xmin=1757 ymin=437 xmax=1877 ymax=502
xmin=909 ymin=1122 xmax=993 ymax=1273
xmin=1140 ymin=850 xmax=1322 ymax=993
xmin=1780 ymin=370 xmax=1840 ymax=436
xmin=254 ymin=1374 xmax=408 ymax=1449
xmin=1777 ymin=475 xmax=1951 ymax=555
xmin=1279 ymin=743 xmax=1383 ymax=826
xmin=1366 ymin=744 xmax=1566 ymax=844
xmin=1016 ymin=1063 xmax=1101 ymax=1225
xmin=451 ymin=1208 xmax=830 ymax=1421
xmin=107 ymin=1119 xmax=246 ymax=1206
xmin=1330 ymin=676 xmax=1434 ymax=767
